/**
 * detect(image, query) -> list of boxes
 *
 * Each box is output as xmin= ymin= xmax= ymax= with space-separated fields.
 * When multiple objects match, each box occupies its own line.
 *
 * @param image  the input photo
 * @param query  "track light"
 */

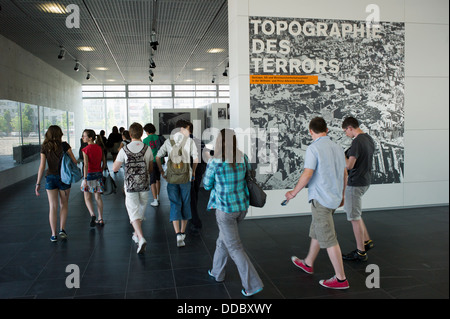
xmin=149 ymin=58 xmax=156 ymax=69
xmin=223 ymin=62 xmax=229 ymax=77
xmin=212 ymin=75 xmax=216 ymax=84
xmin=149 ymin=69 xmax=154 ymax=77
xmin=86 ymin=72 xmax=91 ymax=80
xmin=150 ymin=31 xmax=159 ymax=51
xmin=58 ymin=47 xmax=66 ymax=60
xmin=149 ymin=75 xmax=154 ymax=83
xmin=74 ymin=61 xmax=80 ymax=72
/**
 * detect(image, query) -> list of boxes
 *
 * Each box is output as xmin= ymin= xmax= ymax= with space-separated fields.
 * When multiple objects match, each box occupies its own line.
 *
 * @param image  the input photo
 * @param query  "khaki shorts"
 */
xmin=344 ymin=186 xmax=369 ymax=221
xmin=309 ymin=200 xmax=338 ymax=249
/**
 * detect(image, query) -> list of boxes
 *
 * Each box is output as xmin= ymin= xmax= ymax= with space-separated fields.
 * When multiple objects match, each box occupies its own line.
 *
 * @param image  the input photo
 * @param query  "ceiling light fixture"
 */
xmin=193 ymin=68 xmax=205 ymax=71
xmin=74 ymin=61 xmax=80 ymax=72
xmin=212 ymin=75 xmax=216 ymax=84
xmin=223 ymin=62 xmax=229 ymax=77
xmin=77 ymin=46 xmax=95 ymax=52
xmin=58 ymin=47 xmax=66 ymax=60
xmin=149 ymin=70 xmax=154 ymax=77
xmin=95 ymin=67 xmax=109 ymax=71
xmin=149 ymin=75 xmax=154 ymax=83
xmin=37 ymin=3 xmax=67 ymax=14
xmin=208 ymin=48 xmax=225 ymax=54
xmin=86 ymin=72 xmax=91 ymax=80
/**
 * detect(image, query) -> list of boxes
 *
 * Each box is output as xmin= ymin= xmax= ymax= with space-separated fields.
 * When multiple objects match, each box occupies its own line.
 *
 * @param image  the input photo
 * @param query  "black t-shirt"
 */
xmin=41 ymin=142 xmax=71 ymax=176
xmin=346 ymin=133 xmax=375 ymax=186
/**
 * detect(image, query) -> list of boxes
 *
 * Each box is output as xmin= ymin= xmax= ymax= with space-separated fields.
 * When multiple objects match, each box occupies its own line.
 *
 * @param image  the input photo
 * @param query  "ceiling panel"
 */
xmin=0 ymin=0 xmax=229 ymax=85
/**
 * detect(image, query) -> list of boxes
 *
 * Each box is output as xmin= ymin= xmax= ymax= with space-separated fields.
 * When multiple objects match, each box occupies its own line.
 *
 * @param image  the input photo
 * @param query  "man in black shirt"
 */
xmin=341 ymin=117 xmax=375 ymax=262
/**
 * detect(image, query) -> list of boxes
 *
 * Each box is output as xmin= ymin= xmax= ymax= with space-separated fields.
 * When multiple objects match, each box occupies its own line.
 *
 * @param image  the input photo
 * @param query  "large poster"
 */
xmin=249 ymin=17 xmax=405 ymax=190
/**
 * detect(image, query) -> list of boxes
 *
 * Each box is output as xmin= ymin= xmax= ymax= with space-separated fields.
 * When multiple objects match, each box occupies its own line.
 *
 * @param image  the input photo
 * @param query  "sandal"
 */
xmin=90 ymin=215 xmax=96 ymax=227
xmin=97 ymin=219 xmax=105 ymax=226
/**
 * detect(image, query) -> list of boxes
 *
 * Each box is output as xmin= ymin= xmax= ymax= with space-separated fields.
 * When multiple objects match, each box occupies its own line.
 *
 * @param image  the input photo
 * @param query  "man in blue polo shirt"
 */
xmin=285 ymin=117 xmax=349 ymax=290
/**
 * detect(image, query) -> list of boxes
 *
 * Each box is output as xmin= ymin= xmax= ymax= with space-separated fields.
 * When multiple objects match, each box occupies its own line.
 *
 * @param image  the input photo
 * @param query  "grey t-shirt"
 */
xmin=346 ymin=133 xmax=375 ymax=186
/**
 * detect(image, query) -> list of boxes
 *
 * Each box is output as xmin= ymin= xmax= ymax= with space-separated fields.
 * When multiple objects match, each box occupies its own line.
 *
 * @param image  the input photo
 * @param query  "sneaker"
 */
xmin=241 ymin=287 xmax=263 ymax=297
xmin=50 ymin=235 xmax=57 ymax=242
xmin=291 ymin=256 xmax=314 ymax=274
xmin=177 ymin=234 xmax=185 ymax=247
xmin=150 ymin=199 xmax=159 ymax=207
xmin=132 ymin=232 xmax=139 ymax=244
xmin=342 ymin=249 xmax=368 ymax=262
xmin=137 ymin=238 xmax=147 ymax=254
xmin=319 ymin=276 xmax=349 ymax=290
xmin=365 ymin=240 xmax=374 ymax=252
xmin=59 ymin=229 xmax=68 ymax=239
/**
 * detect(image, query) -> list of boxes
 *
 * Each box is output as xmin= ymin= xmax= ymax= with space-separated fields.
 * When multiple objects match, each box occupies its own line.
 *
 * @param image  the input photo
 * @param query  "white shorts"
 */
xmin=125 ymin=191 xmax=150 ymax=223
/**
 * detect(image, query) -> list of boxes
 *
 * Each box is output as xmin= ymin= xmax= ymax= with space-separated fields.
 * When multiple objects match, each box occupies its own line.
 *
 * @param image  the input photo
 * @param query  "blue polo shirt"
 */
xmin=304 ymin=136 xmax=346 ymax=209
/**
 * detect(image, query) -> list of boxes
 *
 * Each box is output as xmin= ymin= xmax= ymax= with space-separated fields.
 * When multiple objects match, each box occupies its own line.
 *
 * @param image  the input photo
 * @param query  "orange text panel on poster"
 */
xmin=250 ymin=75 xmax=318 ymax=85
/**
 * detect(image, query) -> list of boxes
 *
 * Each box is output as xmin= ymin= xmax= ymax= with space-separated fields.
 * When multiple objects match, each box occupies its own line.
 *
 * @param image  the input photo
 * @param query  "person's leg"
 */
xmin=59 ymin=188 xmax=70 ymax=232
xmin=179 ymin=182 xmax=192 ymax=234
xmin=84 ymin=192 xmax=96 ymax=218
xmin=304 ymin=238 xmax=321 ymax=268
xmin=94 ymin=192 xmax=103 ymax=222
xmin=327 ymin=244 xmax=346 ymax=281
xmin=46 ymin=189 xmax=59 ymax=237
xmin=216 ymin=209 xmax=263 ymax=294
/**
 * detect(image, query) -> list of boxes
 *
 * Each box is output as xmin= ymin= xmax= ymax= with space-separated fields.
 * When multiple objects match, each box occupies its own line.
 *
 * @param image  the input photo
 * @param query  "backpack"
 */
xmin=60 ymin=149 xmax=82 ymax=185
xmin=166 ymin=137 xmax=190 ymax=184
xmin=123 ymin=144 xmax=150 ymax=193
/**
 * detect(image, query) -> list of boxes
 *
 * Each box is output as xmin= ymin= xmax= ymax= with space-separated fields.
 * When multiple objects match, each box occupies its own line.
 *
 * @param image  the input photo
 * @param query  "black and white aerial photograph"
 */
xmin=249 ymin=17 xmax=405 ymax=190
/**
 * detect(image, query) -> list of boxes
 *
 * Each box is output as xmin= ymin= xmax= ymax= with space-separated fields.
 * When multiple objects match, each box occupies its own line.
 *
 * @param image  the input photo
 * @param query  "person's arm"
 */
xmin=35 ymin=153 xmax=46 ymax=196
xmin=202 ymin=161 xmax=215 ymax=191
xmin=285 ymin=168 xmax=314 ymax=200
xmin=112 ymin=159 xmax=123 ymax=173
xmin=67 ymin=148 xmax=78 ymax=165
xmin=339 ymin=168 xmax=348 ymax=207
xmin=101 ymin=152 xmax=107 ymax=171
xmin=345 ymin=156 xmax=357 ymax=170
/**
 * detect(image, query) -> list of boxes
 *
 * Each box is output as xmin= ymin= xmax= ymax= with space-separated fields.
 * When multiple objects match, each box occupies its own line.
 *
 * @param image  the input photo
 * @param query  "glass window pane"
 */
xmin=196 ymin=91 xmax=216 ymax=97
xmin=151 ymin=85 xmax=172 ymax=91
xmin=106 ymin=99 xmax=127 ymax=133
xmin=83 ymin=85 xmax=103 ymax=91
xmin=105 ymin=92 xmax=126 ymax=98
xmin=104 ymin=85 xmax=126 ymax=91
xmin=174 ymin=98 xmax=194 ymax=109
xmin=152 ymin=91 xmax=172 ymax=98
xmin=0 ymin=100 xmax=20 ymax=170
xmin=83 ymin=92 xmax=103 ymax=98
xmin=151 ymin=99 xmax=173 ymax=109
xmin=83 ymin=99 xmax=106 ymax=134
xmin=21 ymin=104 xmax=39 ymax=146
xmin=175 ymin=92 xmax=195 ymax=97
xmin=196 ymin=85 xmax=216 ymax=91
xmin=129 ymin=85 xmax=150 ymax=91
xmin=128 ymin=99 xmax=151 ymax=126
xmin=174 ymin=85 xmax=195 ymax=91
xmin=129 ymin=92 xmax=151 ymax=98
xmin=195 ymin=98 xmax=216 ymax=108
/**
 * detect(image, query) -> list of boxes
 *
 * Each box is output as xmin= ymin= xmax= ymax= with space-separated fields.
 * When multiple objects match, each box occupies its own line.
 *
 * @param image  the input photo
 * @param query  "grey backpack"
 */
xmin=166 ymin=137 xmax=190 ymax=184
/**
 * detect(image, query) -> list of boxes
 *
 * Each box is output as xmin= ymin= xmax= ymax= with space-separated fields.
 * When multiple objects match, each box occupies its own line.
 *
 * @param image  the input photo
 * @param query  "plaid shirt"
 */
xmin=203 ymin=155 xmax=251 ymax=213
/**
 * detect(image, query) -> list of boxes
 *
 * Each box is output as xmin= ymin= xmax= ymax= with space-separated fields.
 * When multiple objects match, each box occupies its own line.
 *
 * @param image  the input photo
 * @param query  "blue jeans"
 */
xmin=167 ymin=182 xmax=191 ymax=222
xmin=45 ymin=174 xmax=71 ymax=191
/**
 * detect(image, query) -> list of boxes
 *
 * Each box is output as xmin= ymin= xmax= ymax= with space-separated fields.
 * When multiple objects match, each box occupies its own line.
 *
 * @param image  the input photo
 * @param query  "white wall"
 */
xmin=0 ymin=34 xmax=83 ymax=189
xmin=228 ymin=0 xmax=449 ymax=218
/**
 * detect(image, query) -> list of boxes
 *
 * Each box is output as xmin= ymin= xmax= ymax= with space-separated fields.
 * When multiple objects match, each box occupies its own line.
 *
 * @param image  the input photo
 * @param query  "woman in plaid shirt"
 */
xmin=203 ymin=129 xmax=264 ymax=297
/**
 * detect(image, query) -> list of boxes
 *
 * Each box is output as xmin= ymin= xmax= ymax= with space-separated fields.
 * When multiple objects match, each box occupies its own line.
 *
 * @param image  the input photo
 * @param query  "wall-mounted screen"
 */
xmin=159 ymin=112 xmax=191 ymax=136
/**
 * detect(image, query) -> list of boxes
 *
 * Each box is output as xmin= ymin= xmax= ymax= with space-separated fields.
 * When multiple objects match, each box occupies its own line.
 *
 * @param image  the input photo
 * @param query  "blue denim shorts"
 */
xmin=45 ymin=174 xmax=71 ymax=191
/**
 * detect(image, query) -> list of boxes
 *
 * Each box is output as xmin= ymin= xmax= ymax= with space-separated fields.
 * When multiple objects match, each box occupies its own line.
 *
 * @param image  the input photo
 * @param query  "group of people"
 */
xmin=35 ymin=115 xmax=375 ymax=296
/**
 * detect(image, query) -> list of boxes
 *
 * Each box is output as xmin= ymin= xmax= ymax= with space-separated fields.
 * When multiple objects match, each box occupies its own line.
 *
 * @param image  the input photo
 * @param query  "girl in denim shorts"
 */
xmin=36 ymin=125 xmax=78 ymax=242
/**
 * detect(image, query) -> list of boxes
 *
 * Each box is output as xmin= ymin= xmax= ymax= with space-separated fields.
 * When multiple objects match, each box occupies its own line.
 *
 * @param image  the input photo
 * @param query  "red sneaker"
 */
xmin=291 ymin=256 xmax=313 ymax=274
xmin=319 ymin=276 xmax=349 ymax=289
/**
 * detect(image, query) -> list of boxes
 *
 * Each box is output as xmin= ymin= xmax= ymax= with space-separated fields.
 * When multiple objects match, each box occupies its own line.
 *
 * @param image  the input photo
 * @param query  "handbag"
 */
xmin=103 ymin=167 xmax=117 ymax=195
xmin=244 ymin=155 xmax=267 ymax=208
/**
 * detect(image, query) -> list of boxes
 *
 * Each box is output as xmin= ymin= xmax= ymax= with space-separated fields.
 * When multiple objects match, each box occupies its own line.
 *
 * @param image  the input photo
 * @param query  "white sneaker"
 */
xmin=132 ymin=232 xmax=139 ymax=244
xmin=150 ymin=199 xmax=159 ymax=207
xmin=177 ymin=234 xmax=185 ymax=247
xmin=137 ymin=238 xmax=147 ymax=254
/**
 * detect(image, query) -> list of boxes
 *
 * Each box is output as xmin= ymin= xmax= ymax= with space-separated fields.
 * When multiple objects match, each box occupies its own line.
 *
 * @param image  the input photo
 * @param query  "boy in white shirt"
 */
xmin=113 ymin=123 xmax=153 ymax=254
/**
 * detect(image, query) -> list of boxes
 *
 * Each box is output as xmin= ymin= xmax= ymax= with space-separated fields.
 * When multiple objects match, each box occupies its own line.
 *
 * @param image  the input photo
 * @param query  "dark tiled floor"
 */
xmin=0 ymin=166 xmax=448 ymax=299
